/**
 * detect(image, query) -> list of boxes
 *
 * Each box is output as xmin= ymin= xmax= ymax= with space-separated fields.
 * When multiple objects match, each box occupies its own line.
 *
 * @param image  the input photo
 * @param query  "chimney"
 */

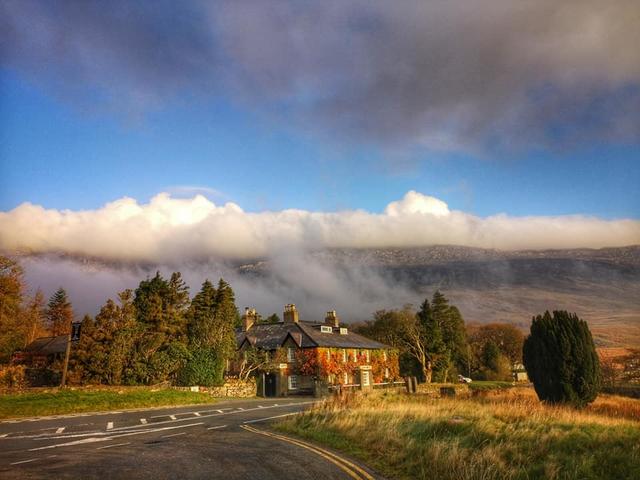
xmin=242 ymin=307 xmax=258 ymax=331
xmin=325 ymin=310 xmax=339 ymax=328
xmin=283 ymin=304 xmax=299 ymax=324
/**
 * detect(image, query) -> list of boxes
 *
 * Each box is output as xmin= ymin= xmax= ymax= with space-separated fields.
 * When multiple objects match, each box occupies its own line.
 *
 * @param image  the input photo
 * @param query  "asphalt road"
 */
xmin=0 ymin=397 xmax=380 ymax=479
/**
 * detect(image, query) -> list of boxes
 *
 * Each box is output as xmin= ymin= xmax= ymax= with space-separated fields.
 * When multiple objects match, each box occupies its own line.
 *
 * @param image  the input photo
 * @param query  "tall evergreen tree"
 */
xmin=211 ymin=278 xmax=239 ymax=358
xmin=187 ymin=280 xmax=217 ymax=348
xmin=523 ymin=310 xmax=601 ymax=407
xmin=46 ymin=288 xmax=73 ymax=336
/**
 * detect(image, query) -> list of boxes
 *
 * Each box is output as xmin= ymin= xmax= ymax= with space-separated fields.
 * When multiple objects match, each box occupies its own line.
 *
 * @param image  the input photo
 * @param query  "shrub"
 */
xmin=523 ymin=310 xmax=601 ymax=407
xmin=177 ymin=348 xmax=224 ymax=387
xmin=0 ymin=364 xmax=27 ymax=389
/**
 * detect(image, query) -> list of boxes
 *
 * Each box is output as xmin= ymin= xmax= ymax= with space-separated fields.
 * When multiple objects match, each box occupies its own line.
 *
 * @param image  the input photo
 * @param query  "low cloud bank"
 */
xmin=1 ymin=191 xmax=638 ymax=264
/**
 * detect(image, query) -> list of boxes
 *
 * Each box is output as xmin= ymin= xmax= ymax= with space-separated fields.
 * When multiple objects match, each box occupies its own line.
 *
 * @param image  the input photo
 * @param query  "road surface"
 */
xmin=0 ymin=397 xmax=379 ymax=479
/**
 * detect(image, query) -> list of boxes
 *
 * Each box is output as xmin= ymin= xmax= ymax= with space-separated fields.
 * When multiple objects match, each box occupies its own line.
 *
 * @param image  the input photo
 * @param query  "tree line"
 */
xmin=353 ymin=290 xmax=525 ymax=383
xmin=0 ymin=256 xmax=240 ymax=387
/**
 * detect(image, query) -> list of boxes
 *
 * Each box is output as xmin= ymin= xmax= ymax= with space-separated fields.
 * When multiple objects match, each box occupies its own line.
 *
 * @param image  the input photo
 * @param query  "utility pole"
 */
xmin=60 ymin=329 xmax=72 ymax=388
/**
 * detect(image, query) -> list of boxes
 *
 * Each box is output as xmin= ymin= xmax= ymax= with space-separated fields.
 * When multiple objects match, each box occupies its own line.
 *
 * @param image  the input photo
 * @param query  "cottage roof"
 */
xmin=236 ymin=320 xmax=390 ymax=351
xmin=22 ymin=335 xmax=68 ymax=355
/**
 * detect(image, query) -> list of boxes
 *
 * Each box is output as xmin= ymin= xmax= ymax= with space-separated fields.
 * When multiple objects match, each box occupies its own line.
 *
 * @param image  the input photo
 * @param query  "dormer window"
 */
xmin=320 ymin=325 xmax=333 ymax=333
xmin=287 ymin=347 xmax=295 ymax=362
xmin=339 ymin=327 xmax=348 ymax=335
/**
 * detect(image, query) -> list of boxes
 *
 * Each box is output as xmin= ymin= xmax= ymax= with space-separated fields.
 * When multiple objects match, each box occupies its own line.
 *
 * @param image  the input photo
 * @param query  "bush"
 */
xmin=523 ymin=310 xmax=601 ymax=407
xmin=177 ymin=348 xmax=224 ymax=387
xmin=0 ymin=364 xmax=27 ymax=389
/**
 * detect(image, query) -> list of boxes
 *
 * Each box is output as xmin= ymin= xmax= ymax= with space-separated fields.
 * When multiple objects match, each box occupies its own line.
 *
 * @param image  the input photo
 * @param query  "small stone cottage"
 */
xmin=235 ymin=304 xmax=399 ymax=396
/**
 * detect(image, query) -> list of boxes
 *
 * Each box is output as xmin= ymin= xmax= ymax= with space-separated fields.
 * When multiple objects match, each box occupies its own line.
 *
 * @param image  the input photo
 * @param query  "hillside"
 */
xmin=239 ymin=245 xmax=640 ymax=347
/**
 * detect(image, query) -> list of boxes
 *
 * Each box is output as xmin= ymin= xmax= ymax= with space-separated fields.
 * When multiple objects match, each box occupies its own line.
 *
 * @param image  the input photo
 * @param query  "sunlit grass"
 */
xmin=276 ymin=389 xmax=640 ymax=480
xmin=0 ymin=387 xmax=218 ymax=419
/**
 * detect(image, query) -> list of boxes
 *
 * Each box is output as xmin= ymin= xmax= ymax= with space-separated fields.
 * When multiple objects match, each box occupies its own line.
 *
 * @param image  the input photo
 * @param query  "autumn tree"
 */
xmin=23 ymin=290 xmax=47 ymax=345
xmin=46 ymin=288 xmax=73 ymax=336
xmin=0 ymin=256 xmax=25 ymax=362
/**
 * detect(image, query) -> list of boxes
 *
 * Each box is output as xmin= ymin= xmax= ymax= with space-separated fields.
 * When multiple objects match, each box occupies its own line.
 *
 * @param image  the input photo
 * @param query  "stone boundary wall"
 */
xmin=415 ymin=383 xmax=471 ymax=398
xmin=175 ymin=378 xmax=256 ymax=398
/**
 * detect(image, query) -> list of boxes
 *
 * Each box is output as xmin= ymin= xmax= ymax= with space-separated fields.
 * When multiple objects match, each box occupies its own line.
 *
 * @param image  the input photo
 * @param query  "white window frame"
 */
xmin=341 ymin=349 xmax=347 ymax=363
xmin=320 ymin=325 xmax=333 ymax=333
xmin=343 ymin=372 xmax=349 ymax=384
xmin=339 ymin=327 xmax=348 ymax=335
xmin=287 ymin=347 xmax=295 ymax=362
xmin=365 ymin=350 xmax=370 ymax=363
xmin=385 ymin=367 xmax=390 ymax=379
xmin=382 ymin=350 xmax=387 ymax=361
xmin=326 ymin=349 xmax=331 ymax=361
xmin=288 ymin=375 xmax=298 ymax=390
xmin=361 ymin=370 xmax=370 ymax=386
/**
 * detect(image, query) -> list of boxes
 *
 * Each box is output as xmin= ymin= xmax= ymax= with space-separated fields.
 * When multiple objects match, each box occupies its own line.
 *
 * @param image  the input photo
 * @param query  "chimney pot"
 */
xmin=283 ymin=304 xmax=299 ymax=323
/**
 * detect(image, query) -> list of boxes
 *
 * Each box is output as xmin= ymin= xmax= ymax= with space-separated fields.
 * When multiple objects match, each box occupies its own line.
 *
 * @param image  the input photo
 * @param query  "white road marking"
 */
xmin=243 ymin=412 xmax=302 ymax=424
xmin=106 ymin=422 xmax=114 ymax=430
xmin=55 ymin=427 xmax=65 ymax=434
xmin=206 ymin=425 xmax=227 ymax=431
xmin=237 ymin=407 xmax=245 ymax=411
xmin=140 ymin=418 xmax=147 ymax=425
xmin=0 ymin=433 xmax=9 ymax=438
xmin=258 ymin=405 xmax=265 ymax=408
xmin=28 ymin=423 xmax=204 ymax=451
xmin=161 ymin=432 xmax=186 ymax=438
xmin=169 ymin=415 xmax=177 ymax=420
xmin=109 ymin=401 xmax=314 ymax=432
xmin=97 ymin=442 xmax=130 ymax=450
xmin=216 ymin=409 xmax=224 ymax=413
xmin=10 ymin=458 xmax=38 ymax=465
xmin=193 ymin=412 xmax=201 ymax=417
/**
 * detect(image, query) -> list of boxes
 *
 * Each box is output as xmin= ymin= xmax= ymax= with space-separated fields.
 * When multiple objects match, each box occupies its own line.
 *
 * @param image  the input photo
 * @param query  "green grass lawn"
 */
xmin=0 ymin=388 xmax=219 ymax=419
xmin=276 ymin=390 xmax=640 ymax=480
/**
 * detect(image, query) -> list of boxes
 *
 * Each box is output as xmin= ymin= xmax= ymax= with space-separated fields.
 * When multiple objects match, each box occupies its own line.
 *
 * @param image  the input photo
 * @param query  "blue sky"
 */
xmin=2 ymin=68 xmax=638 ymax=219
xmin=1 ymin=1 xmax=639 ymax=222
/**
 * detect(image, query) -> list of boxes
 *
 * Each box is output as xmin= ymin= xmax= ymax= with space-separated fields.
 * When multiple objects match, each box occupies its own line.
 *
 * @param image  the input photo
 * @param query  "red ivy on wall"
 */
xmin=291 ymin=347 xmax=399 ymax=384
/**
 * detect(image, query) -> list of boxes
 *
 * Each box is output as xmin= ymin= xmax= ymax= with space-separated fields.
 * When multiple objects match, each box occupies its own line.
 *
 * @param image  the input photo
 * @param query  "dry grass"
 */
xmin=277 ymin=389 xmax=640 ymax=480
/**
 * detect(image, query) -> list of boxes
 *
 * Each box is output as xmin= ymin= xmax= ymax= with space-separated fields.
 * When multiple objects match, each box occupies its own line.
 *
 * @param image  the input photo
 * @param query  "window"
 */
xmin=385 ymin=368 xmax=390 ymax=379
xmin=326 ymin=349 xmax=331 ymax=361
xmin=341 ymin=349 xmax=347 ymax=363
xmin=320 ymin=325 xmax=333 ymax=333
xmin=343 ymin=372 xmax=349 ymax=384
xmin=339 ymin=327 xmax=348 ymax=335
xmin=287 ymin=347 xmax=295 ymax=362
xmin=351 ymin=349 xmax=356 ymax=361
xmin=365 ymin=350 xmax=370 ymax=363
xmin=288 ymin=375 xmax=298 ymax=390
xmin=361 ymin=371 xmax=370 ymax=386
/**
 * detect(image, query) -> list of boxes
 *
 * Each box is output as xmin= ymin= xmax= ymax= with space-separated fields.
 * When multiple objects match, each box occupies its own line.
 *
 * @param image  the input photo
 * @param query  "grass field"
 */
xmin=276 ymin=389 xmax=640 ymax=480
xmin=0 ymin=388 xmax=218 ymax=419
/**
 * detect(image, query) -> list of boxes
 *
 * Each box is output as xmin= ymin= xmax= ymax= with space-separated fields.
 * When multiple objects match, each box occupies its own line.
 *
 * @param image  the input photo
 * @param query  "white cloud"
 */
xmin=385 ymin=191 xmax=451 ymax=217
xmin=1 ymin=191 xmax=638 ymax=264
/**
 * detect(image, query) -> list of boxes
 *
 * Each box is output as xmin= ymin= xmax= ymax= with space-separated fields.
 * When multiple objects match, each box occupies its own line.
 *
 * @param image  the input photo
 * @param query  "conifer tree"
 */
xmin=46 ymin=288 xmax=73 ymax=336
xmin=523 ymin=310 xmax=601 ymax=407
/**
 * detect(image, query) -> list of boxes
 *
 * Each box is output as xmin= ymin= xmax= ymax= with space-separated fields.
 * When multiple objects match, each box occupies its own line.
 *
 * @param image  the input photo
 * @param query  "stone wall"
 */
xmin=414 ymin=383 xmax=471 ymax=398
xmin=178 ymin=378 xmax=256 ymax=398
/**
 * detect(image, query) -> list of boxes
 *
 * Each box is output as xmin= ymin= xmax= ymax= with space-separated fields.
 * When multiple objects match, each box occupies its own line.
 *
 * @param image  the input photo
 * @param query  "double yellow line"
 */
xmin=240 ymin=424 xmax=374 ymax=480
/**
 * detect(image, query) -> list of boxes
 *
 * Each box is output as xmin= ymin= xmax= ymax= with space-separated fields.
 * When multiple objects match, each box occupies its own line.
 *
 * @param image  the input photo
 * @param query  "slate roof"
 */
xmin=236 ymin=320 xmax=390 ymax=351
xmin=22 ymin=335 xmax=68 ymax=355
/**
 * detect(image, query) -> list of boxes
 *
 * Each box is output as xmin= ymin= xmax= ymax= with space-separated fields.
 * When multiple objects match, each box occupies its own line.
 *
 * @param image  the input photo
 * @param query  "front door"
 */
xmin=265 ymin=373 xmax=277 ymax=397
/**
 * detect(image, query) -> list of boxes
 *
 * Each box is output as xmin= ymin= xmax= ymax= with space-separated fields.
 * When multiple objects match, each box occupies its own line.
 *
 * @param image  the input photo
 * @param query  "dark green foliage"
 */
xmin=419 ymin=291 xmax=469 ymax=382
xmin=46 ymin=287 xmax=73 ymax=336
xmin=523 ymin=310 xmax=601 ymax=407
xmin=264 ymin=313 xmax=280 ymax=324
xmin=187 ymin=280 xmax=217 ymax=348
xmin=177 ymin=348 xmax=224 ymax=387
